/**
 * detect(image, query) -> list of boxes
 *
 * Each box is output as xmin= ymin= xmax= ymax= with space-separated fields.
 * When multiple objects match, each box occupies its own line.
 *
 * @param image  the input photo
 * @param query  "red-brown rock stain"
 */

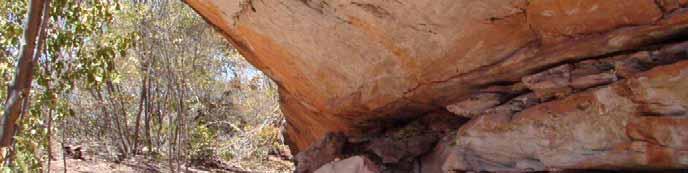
xmin=645 ymin=144 xmax=676 ymax=167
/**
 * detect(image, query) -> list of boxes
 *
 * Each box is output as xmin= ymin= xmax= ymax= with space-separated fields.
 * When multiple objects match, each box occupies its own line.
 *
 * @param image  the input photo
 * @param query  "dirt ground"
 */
xmin=44 ymin=140 xmax=292 ymax=173
xmin=47 ymin=157 xmax=216 ymax=173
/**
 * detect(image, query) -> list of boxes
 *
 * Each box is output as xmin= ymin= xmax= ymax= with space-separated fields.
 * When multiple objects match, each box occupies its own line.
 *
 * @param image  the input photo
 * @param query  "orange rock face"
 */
xmin=184 ymin=0 xmax=688 ymax=156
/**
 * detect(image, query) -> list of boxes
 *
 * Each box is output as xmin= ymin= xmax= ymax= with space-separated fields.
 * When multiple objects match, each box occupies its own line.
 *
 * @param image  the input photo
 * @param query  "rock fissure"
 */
xmin=350 ymin=2 xmax=392 ymax=19
xmin=299 ymin=0 xmax=327 ymax=14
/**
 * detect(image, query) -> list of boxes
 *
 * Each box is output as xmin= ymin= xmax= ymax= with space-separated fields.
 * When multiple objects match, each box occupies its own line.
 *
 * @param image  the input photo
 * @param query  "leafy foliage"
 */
xmin=188 ymin=124 xmax=215 ymax=163
xmin=1 ymin=0 xmax=292 ymax=172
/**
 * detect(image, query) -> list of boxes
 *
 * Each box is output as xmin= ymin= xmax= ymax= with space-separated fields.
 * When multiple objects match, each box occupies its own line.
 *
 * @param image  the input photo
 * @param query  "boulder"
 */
xmin=294 ymin=133 xmax=346 ymax=173
xmin=314 ymin=156 xmax=381 ymax=173
xmin=367 ymin=133 xmax=438 ymax=164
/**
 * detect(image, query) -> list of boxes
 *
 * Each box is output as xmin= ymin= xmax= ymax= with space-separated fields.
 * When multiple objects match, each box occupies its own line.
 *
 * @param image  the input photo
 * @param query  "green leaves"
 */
xmin=0 ymin=0 xmax=131 ymax=171
xmin=3 ymin=0 xmax=290 ymax=171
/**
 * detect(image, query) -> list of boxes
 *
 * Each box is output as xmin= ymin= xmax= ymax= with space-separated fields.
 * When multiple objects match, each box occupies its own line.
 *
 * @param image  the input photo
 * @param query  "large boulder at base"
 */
xmin=314 ymin=156 xmax=380 ymax=173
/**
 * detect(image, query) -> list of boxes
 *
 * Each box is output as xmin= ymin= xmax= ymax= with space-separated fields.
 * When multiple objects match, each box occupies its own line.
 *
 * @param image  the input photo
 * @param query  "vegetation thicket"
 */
xmin=0 ymin=0 xmax=293 ymax=172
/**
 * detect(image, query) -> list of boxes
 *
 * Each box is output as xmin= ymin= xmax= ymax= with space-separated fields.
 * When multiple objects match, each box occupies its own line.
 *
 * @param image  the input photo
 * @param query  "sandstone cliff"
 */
xmin=185 ymin=0 xmax=688 ymax=172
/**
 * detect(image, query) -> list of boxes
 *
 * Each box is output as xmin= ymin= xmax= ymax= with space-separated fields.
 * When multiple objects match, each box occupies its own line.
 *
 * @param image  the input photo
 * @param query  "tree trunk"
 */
xmin=46 ymin=109 xmax=54 ymax=161
xmin=0 ymin=0 xmax=50 ymax=147
xmin=61 ymin=120 xmax=67 ymax=173
xmin=96 ymin=87 xmax=130 ymax=157
xmin=108 ymin=82 xmax=132 ymax=148
xmin=144 ymin=70 xmax=153 ymax=154
xmin=132 ymin=71 xmax=147 ymax=155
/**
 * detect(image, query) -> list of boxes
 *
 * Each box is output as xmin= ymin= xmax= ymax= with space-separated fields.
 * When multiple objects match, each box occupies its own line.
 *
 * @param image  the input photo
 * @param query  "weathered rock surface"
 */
xmin=186 ymin=0 xmax=688 ymax=152
xmin=294 ymin=133 xmax=346 ymax=173
xmin=447 ymin=93 xmax=507 ymax=118
xmin=314 ymin=156 xmax=380 ymax=173
xmin=443 ymin=60 xmax=688 ymax=172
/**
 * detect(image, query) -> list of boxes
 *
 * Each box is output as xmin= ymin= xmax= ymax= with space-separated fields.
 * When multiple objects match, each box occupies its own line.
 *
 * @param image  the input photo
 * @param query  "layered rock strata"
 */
xmin=300 ymin=41 xmax=688 ymax=172
xmin=442 ymin=42 xmax=688 ymax=172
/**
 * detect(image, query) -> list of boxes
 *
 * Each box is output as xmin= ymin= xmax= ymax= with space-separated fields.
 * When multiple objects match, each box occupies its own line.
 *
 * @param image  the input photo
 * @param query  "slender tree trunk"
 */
xmin=176 ymin=79 xmax=186 ymax=172
xmin=132 ymin=73 xmax=147 ymax=155
xmin=96 ymin=87 xmax=130 ymax=157
xmin=0 ymin=0 xmax=49 ymax=147
xmin=109 ymin=82 xmax=132 ymax=148
xmin=168 ymin=107 xmax=176 ymax=172
xmin=47 ymin=109 xmax=54 ymax=160
xmin=61 ymin=121 xmax=66 ymax=173
xmin=156 ymin=85 xmax=166 ymax=152
xmin=144 ymin=73 xmax=153 ymax=155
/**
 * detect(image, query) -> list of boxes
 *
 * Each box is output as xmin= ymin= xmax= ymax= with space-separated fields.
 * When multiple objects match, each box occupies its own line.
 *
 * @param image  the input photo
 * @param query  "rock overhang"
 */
xmin=183 ymin=0 xmax=688 ymax=153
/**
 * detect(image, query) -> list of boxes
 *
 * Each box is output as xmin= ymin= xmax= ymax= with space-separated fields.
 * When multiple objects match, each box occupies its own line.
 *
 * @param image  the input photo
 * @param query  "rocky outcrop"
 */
xmin=300 ymin=43 xmax=688 ymax=172
xmin=444 ymin=59 xmax=688 ymax=172
xmin=185 ymin=0 xmax=688 ymax=172
xmin=434 ymin=41 xmax=688 ymax=172
xmin=185 ymin=0 xmax=688 ymax=152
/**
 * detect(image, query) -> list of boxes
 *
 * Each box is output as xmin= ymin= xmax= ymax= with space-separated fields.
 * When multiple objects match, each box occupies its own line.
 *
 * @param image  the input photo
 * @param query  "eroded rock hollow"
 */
xmin=185 ymin=0 xmax=688 ymax=172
